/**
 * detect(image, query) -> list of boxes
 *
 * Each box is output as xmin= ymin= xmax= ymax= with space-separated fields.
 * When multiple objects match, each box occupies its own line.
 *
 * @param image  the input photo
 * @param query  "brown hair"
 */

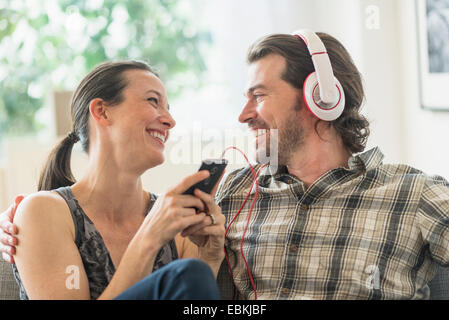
xmin=247 ymin=33 xmax=370 ymax=154
xmin=38 ymin=60 xmax=157 ymax=191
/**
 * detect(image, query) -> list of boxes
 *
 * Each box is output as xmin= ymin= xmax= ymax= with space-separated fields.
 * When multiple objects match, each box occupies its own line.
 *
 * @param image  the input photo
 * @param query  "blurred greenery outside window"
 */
xmin=0 ymin=0 xmax=212 ymax=137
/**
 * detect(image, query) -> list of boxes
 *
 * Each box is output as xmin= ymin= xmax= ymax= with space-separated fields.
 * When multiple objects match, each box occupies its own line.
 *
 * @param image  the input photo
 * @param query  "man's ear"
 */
xmin=89 ymin=98 xmax=111 ymax=126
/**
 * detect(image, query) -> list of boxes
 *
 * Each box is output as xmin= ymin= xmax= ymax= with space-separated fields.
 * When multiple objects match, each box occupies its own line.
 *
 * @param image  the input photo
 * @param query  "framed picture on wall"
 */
xmin=417 ymin=0 xmax=449 ymax=110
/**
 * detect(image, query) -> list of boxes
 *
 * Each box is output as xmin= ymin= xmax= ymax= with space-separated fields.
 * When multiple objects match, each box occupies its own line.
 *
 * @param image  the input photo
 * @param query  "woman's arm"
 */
xmin=14 ymin=192 xmax=163 ymax=300
xmin=14 ymin=192 xmax=91 ymax=299
xmin=14 ymin=190 xmax=205 ymax=300
xmin=9 ymin=192 xmax=156 ymax=300
xmin=97 ymin=229 xmax=161 ymax=299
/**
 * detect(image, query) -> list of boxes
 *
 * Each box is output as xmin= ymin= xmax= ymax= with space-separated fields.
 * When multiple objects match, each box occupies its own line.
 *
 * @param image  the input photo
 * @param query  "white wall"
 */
xmin=398 ymin=0 xmax=449 ymax=179
xmin=358 ymin=0 xmax=404 ymax=163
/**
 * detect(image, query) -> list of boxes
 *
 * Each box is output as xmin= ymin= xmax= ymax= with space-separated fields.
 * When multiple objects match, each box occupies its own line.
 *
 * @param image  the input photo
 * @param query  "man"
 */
xmin=213 ymin=31 xmax=449 ymax=299
xmin=2 ymin=31 xmax=449 ymax=299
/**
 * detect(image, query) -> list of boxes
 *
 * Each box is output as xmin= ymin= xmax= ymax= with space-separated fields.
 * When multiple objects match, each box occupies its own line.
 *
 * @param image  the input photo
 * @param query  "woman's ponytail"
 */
xmin=37 ymin=132 xmax=79 ymax=191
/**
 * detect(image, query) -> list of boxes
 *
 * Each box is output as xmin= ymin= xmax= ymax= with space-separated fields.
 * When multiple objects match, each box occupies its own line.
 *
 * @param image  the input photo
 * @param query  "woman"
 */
xmin=0 ymin=60 xmax=225 ymax=299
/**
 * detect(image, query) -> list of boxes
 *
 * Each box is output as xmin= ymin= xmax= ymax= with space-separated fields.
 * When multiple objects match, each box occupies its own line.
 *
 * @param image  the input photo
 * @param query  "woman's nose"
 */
xmin=160 ymin=110 xmax=176 ymax=129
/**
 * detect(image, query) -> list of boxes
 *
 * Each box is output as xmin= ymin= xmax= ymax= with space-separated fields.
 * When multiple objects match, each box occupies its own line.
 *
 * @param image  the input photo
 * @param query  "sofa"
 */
xmin=1 ymin=258 xmax=448 ymax=300
xmin=0 ymin=259 xmax=19 ymax=300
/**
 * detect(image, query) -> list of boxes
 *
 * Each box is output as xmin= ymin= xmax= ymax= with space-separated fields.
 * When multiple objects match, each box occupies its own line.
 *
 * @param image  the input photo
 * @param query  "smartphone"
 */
xmin=183 ymin=159 xmax=228 ymax=195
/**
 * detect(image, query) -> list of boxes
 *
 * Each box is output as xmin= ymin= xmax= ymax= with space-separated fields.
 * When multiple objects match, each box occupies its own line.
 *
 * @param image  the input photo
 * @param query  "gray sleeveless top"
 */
xmin=12 ymin=186 xmax=178 ymax=300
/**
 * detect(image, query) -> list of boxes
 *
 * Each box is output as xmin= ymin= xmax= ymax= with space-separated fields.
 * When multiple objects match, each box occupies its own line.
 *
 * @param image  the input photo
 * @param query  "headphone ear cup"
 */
xmin=302 ymin=72 xmax=345 ymax=121
xmin=303 ymin=72 xmax=319 ymax=116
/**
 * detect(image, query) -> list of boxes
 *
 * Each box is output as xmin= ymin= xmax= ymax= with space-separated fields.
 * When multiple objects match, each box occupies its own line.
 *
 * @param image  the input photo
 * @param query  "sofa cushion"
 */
xmin=429 ymin=265 xmax=449 ymax=300
xmin=0 ymin=259 xmax=20 ymax=300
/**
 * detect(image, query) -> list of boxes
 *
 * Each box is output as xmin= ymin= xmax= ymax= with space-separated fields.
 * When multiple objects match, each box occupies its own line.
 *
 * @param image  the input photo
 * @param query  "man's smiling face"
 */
xmin=239 ymin=54 xmax=307 ymax=166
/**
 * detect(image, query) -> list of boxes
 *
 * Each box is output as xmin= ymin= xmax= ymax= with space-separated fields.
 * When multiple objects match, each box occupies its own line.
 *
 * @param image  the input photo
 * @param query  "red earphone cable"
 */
xmin=221 ymin=146 xmax=267 ymax=300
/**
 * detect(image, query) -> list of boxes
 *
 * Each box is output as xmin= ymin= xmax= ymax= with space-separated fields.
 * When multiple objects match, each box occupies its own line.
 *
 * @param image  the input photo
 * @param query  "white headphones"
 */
xmin=292 ymin=29 xmax=345 ymax=121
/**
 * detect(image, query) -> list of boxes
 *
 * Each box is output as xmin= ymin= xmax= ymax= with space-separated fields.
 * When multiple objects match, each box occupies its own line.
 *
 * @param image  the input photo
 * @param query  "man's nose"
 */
xmin=238 ymin=100 xmax=257 ymax=123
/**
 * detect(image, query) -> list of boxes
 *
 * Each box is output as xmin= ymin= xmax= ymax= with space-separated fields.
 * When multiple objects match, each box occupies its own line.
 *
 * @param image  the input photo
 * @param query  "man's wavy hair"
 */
xmin=247 ymin=33 xmax=370 ymax=154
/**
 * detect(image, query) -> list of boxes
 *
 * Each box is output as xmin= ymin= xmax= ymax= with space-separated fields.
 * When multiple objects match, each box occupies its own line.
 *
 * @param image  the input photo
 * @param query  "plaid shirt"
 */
xmin=215 ymin=147 xmax=449 ymax=300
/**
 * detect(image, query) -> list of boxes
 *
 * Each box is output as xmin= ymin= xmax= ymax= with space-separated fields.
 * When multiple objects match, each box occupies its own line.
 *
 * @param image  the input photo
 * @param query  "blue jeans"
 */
xmin=114 ymin=259 xmax=221 ymax=300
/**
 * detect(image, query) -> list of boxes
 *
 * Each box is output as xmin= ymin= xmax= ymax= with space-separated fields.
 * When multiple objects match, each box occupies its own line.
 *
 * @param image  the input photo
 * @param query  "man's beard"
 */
xmin=250 ymin=100 xmax=305 ymax=166
xmin=277 ymin=112 xmax=305 ymax=166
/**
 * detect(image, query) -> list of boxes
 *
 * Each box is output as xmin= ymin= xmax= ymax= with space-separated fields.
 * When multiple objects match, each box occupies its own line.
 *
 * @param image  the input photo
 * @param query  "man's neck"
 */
xmin=286 ymin=136 xmax=351 ymax=188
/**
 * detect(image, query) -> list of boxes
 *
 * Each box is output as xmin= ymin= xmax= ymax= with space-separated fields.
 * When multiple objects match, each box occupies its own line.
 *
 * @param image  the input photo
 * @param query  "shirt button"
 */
xmin=300 ymin=204 xmax=308 ymax=211
xmin=290 ymin=245 xmax=298 ymax=252
xmin=282 ymin=288 xmax=290 ymax=295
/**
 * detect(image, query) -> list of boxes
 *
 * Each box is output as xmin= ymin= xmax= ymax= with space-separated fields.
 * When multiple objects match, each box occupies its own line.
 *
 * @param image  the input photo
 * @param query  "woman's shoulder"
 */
xmin=16 ymin=190 xmax=67 ymax=211
xmin=13 ymin=190 xmax=73 ymax=231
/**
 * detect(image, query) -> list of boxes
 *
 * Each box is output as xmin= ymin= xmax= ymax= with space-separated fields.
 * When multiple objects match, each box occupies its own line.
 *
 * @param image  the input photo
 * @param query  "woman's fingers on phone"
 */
xmin=180 ymin=215 xmax=209 ymax=237
xmin=180 ymin=212 xmax=206 ymax=230
xmin=177 ymin=195 xmax=205 ymax=212
xmin=193 ymin=189 xmax=218 ymax=211
xmin=170 ymin=170 xmax=210 ymax=195
xmin=176 ymin=207 xmax=200 ymax=218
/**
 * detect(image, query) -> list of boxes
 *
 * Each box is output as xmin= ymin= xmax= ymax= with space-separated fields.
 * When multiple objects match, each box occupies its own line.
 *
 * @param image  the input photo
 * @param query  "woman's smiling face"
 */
xmin=103 ymin=69 xmax=176 ymax=172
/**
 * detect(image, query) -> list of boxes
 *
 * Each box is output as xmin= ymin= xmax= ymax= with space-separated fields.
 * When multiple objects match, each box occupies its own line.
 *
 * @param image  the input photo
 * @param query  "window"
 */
xmin=0 ymin=0 xmax=211 ymax=136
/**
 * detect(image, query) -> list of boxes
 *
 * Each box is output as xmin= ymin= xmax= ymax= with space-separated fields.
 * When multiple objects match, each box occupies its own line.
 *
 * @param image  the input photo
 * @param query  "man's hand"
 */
xmin=181 ymin=189 xmax=225 ymax=268
xmin=0 ymin=195 xmax=25 ymax=264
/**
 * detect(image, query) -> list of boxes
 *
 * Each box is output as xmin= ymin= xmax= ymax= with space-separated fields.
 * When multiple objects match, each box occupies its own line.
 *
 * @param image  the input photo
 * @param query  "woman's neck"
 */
xmin=71 ymin=151 xmax=150 ymax=224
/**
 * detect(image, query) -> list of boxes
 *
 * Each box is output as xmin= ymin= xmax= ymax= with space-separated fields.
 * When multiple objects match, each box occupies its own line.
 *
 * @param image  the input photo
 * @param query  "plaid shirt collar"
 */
xmin=260 ymin=146 xmax=385 ymax=183
xmin=254 ymin=147 xmax=386 ymax=205
xmin=348 ymin=146 xmax=384 ymax=172
xmin=263 ymin=146 xmax=384 ymax=177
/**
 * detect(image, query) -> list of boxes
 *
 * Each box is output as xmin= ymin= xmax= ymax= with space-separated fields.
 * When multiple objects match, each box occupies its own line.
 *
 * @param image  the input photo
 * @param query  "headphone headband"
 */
xmin=292 ymin=29 xmax=338 ymax=105
xmin=291 ymin=29 xmax=345 ymax=121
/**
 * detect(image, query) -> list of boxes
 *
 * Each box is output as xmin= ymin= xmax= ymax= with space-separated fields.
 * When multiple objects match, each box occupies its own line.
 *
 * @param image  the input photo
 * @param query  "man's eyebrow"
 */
xmin=146 ymin=89 xmax=170 ymax=110
xmin=245 ymin=84 xmax=268 ymax=96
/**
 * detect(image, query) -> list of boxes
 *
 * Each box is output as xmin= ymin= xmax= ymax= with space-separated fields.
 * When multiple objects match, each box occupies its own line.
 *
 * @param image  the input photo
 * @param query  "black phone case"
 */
xmin=183 ymin=159 xmax=228 ymax=195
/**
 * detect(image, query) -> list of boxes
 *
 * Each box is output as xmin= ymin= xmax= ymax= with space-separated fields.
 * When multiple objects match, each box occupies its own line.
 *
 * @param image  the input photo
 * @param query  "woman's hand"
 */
xmin=0 ymin=195 xmax=25 ymax=263
xmin=134 ymin=171 xmax=213 ymax=252
xmin=181 ymin=189 xmax=225 ymax=271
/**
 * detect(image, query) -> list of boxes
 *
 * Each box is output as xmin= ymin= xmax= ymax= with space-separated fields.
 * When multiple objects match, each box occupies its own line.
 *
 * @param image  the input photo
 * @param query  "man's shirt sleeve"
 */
xmin=417 ymin=175 xmax=449 ymax=267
